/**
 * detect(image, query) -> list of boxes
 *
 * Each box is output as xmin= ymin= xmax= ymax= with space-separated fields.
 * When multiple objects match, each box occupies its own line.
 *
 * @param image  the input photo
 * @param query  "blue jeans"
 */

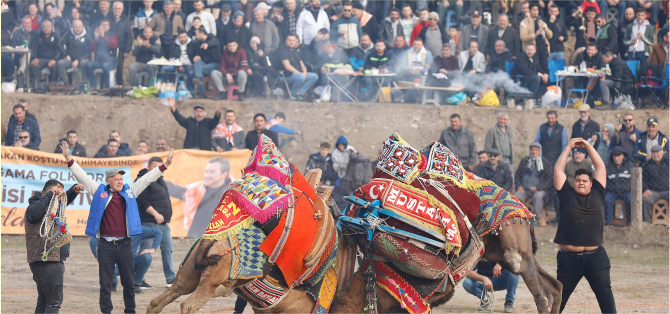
xmin=549 ymin=51 xmax=564 ymax=61
xmin=628 ymin=51 xmax=647 ymax=62
xmin=86 ymin=60 xmax=116 ymax=88
xmin=604 ymin=191 xmax=631 ymax=225
xmin=462 ymin=269 xmax=520 ymax=302
xmin=616 ymin=1 xmax=627 ymax=25
xmin=282 ymin=71 xmax=318 ymax=96
xmin=521 ymin=74 xmax=542 ymax=100
xmin=133 ymin=253 xmax=152 ymax=286
xmin=89 ymin=237 xmax=119 ymax=287
xmin=574 ymin=76 xmax=601 ymax=101
xmin=140 ymin=222 xmax=176 ymax=284
xmin=191 ymin=61 xmax=219 ymax=79
xmin=598 ymin=0 xmax=609 ymax=18
xmin=2 ymin=55 xmax=15 ymax=77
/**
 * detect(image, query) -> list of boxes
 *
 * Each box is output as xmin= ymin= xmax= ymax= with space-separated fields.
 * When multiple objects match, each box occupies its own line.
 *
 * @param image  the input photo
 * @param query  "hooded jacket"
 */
xmin=606 ymin=146 xmax=633 ymax=194
xmin=61 ymin=28 xmax=92 ymax=61
xmin=135 ymin=168 xmax=173 ymax=224
xmin=330 ymin=14 xmax=362 ymax=49
xmin=332 ymin=135 xmax=354 ymax=179
xmin=624 ymin=18 xmax=654 ymax=56
xmin=379 ymin=16 xmax=403 ymax=48
xmin=296 ymin=5 xmax=330 ymax=45
xmin=169 ymin=37 xmax=196 ymax=65
xmin=25 ymin=186 xmax=78 ymax=263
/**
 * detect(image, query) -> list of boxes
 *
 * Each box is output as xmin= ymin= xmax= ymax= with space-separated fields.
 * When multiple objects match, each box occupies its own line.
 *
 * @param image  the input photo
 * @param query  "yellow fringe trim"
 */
xmin=200 ymin=217 xmax=256 ymax=241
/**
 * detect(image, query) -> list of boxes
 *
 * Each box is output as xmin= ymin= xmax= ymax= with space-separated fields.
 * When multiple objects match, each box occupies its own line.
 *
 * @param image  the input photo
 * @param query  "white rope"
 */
xmin=480 ymin=287 xmax=496 ymax=313
xmin=39 ymin=193 xmax=58 ymax=238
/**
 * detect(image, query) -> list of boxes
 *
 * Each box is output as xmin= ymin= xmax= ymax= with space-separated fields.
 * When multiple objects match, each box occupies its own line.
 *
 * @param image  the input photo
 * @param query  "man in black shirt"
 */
xmin=573 ymin=43 xmax=604 ymax=104
xmin=245 ymin=113 xmax=279 ymax=151
xmin=511 ymin=44 xmax=549 ymax=102
xmin=278 ymin=33 xmax=318 ymax=101
xmin=553 ymin=137 xmax=615 ymax=314
xmin=462 ymin=259 xmax=519 ymax=313
xmin=547 ymin=5 xmax=568 ymax=61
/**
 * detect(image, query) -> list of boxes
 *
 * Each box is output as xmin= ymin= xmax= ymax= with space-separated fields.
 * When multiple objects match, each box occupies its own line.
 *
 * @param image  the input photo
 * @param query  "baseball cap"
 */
xmin=573 ymin=147 xmax=587 ymax=154
xmin=647 ymin=117 xmax=658 ymax=125
xmin=194 ymin=104 xmax=205 ymax=111
xmin=487 ymin=148 xmax=500 ymax=156
xmin=578 ymin=104 xmax=591 ymax=111
xmin=254 ymin=2 xmax=270 ymax=12
xmin=221 ymin=4 xmax=232 ymax=11
xmin=105 ymin=169 xmax=126 ymax=180
xmin=651 ymin=145 xmax=663 ymax=152
xmin=428 ymin=11 xmax=439 ymax=20
xmin=472 ymin=10 xmax=481 ymax=17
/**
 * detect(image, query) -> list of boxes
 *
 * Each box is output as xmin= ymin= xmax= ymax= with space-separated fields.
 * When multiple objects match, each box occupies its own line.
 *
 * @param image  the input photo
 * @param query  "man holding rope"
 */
xmin=25 ymin=180 xmax=84 ymax=313
xmin=59 ymin=141 xmax=174 ymax=314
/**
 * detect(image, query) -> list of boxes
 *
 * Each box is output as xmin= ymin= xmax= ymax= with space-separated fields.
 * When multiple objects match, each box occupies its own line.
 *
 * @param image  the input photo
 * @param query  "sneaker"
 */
xmin=213 ymin=92 xmax=227 ymax=100
xmin=134 ymin=285 xmax=143 ymax=294
xmin=192 ymin=77 xmax=202 ymax=86
xmin=140 ymin=280 xmax=152 ymax=289
xmin=111 ymin=284 xmax=117 ymax=293
xmin=477 ymin=302 xmax=490 ymax=311
xmin=296 ymin=95 xmax=304 ymax=101
xmin=504 ymin=301 xmax=514 ymax=313
xmin=238 ymin=92 xmax=246 ymax=101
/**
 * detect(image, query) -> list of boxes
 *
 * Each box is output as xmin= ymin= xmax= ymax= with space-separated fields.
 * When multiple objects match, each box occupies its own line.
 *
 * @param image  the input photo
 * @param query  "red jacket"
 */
xmin=219 ymin=48 xmax=248 ymax=77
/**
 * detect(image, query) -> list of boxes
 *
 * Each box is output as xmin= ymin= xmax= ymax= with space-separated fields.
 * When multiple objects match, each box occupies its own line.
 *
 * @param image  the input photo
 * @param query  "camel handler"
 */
xmin=59 ymin=141 xmax=174 ymax=314
xmin=553 ymin=138 xmax=616 ymax=313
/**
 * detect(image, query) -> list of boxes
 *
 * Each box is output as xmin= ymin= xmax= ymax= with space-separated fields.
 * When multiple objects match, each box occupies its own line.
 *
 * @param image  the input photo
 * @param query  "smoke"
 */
xmin=452 ymin=71 xmax=532 ymax=94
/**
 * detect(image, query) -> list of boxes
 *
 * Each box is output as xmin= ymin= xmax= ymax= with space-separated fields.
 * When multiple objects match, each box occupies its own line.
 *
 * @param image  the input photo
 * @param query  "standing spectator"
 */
xmin=27 ymin=3 xmax=40 ymax=31
xmin=438 ymin=114 xmax=478 ymax=170
xmin=10 ymin=99 xmax=36 ymax=122
xmin=352 ymin=2 xmax=378 ymax=42
xmin=85 ymin=19 xmax=116 ymax=89
xmin=167 ymin=99 xmax=222 ymax=151
xmin=111 ymin=1 xmax=133 ymax=88
xmin=458 ymin=11 xmax=489 ymax=54
xmin=237 ymin=0 xmax=255 ymax=23
xmin=419 ymin=11 xmax=449 ymax=58
xmin=215 ymin=4 xmax=233 ymax=46
xmin=473 ymin=150 xmax=489 ymax=174
xmin=571 ymin=6 xmax=597 ymax=51
xmin=135 ymin=156 xmax=176 ymax=287
xmin=547 ymin=5 xmax=568 ymax=61
xmin=330 ymin=2 xmax=362 ymax=55
xmin=163 ymin=30 xmax=195 ymax=82
xmin=305 ymin=142 xmax=338 ymax=186
xmin=190 ymin=26 xmax=222 ymax=89
xmin=642 ymin=146 xmax=669 ymax=222
xmin=280 ymin=0 xmax=299 ymax=42
xmin=136 ymin=141 xmax=149 ymax=155
xmin=463 ymin=259 xmax=519 ymax=313
xmin=597 ymin=50 xmax=635 ymax=110
xmin=155 ymin=137 xmax=171 ymax=152
xmin=14 ymin=130 xmax=38 ymax=150
xmin=604 ymin=146 xmax=632 ymax=225
xmin=623 ymin=8 xmax=654 ymax=62
xmin=487 ymin=15 xmax=521 ymax=59
xmin=399 ymin=4 xmax=419 ymax=45
xmin=433 ymin=44 xmax=459 ymax=76
xmin=520 ymin=4 xmax=552 ymax=73
xmin=633 ymin=118 xmax=669 ymax=163
xmin=220 ymin=11 xmax=250 ymax=50
xmin=29 ymin=20 xmax=62 ymax=87
xmin=5 ymin=104 xmax=41 ymax=149
xmin=486 ymin=40 xmax=514 ymax=73
xmin=571 ymin=104 xmax=601 ymax=150
xmin=485 ymin=111 xmax=514 ymax=175
xmin=610 ymin=114 xmax=643 ymax=157
xmin=211 ymin=110 xmax=245 ymax=151
xmin=379 ymin=8 xmax=402 ymax=49
xmin=475 ymin=148 xmax=514 ymax=191
xmin=458 ymin=41 xmax=486 ymax=74
xmin=94 ymin=139 xmax=122 ymax=158
xmin=250 ymin=6 xmax=279 ymax=54
xmin=512 ymin=1 xmax=530 ymax=30
xmin=514 ymin=143 xmax=554 ymax=225
xmin=149 ymin=1 xmax=184 ymax=59
xmin=25 ymin=180 xmax=82 ymax=314
xmin=649 ymin=29 xmax=668 ymax=67
xmin=564 ymin=147 xmax=595 ymax=186
xmin=552 ymin=138 xmax=615 ymax=314
xmin=210 ymin=39 xmax=250 ymax=100
xmin=594 ymin=14 xmax=617 ymax=54
xmin=60 ymin=141 xmax=173 ymax=314
xmin=332 ymin=135 xmax=354 ymax=180
xmin=619 ymin=8 xmax=635 ymax=58
xmin=627 ymin=0 xmax=659 ymax=25
xmin=89 ymin=0 xmax=112 ymax=30
xmin=296 ymin=0 xmax=330 ymax=45
xmin=173 ymin=0 xmax=187 ymax=22
xmin=185 ymin=0 xmax=217 ymax=35
xmin=133 ymin=0 xmax=157 ymax=34
xmin=410 ymin=9 xmax=429 ymax=45
xmin=278 ymin=34 xmax=319 ymax=101
xmin=54 ymin=130 xmax=86 ymax=157
xmin=245 ymin=113 xmax=279 ymax=150
xmin=129 ymin=26 xmax=162 ymax=88
xmin=97 ymin=131 xmax=132 ymax=157
xmin=534 ymin=110 xmax=568 ymax=163
xmin=56 ymin=20 xmax=91 ymax=86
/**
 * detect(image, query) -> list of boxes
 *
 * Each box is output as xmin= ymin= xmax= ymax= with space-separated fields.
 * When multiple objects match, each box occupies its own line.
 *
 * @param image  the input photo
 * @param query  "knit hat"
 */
xmin=250 ymin=36 xmax=261 ymax=46
xmin=352 ymin=2 xmax=364 ymax=10
xmin=233 ymin=10 xmax=245 ymax=20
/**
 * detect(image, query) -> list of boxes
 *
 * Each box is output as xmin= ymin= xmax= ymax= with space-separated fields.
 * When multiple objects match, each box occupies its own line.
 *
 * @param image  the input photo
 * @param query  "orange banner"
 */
xmin=1 ymin=146 xmax=251 ymax=237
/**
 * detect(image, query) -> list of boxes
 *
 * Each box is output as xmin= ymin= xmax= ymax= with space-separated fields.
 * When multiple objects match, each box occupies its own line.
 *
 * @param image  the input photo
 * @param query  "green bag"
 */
xmin=129 ymin=86 xmax=159 ymax=98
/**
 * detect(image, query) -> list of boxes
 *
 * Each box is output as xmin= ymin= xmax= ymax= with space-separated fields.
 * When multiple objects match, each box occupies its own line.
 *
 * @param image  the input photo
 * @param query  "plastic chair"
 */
xmin=65 ymin=68 xmax=81 ymax=85
xmin=138 ymin=71 xmax=150 ymax=87
xmin=548 ymin=59 xmax=565 ymax=84
xmin=41 ymin=68 xmax=51 ymax=85
xmin=94 ymin=68 xmax=117 ymax=88
xmin=228 ymin=84 xmax=239 ymax=100
xmin=445 ymin=10 xmax=457 ymax=30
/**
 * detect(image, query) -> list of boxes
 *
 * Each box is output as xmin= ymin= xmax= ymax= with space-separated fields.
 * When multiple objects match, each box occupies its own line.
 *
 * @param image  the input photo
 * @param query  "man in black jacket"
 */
xmin=534 ymin=110 xmax=568 ymax=163
xmin=571 ymin=104 xmax=601 ymax=150
xmin=513 ymin=142 xmax=554 ymax=225
xmin=111 ymin=1 xmax=133 ymax=87
xmin=245 ymin=113 xmax=279 ymax=151
xmin=90 ymin=0 xmax=113 ymax=30
xmin=604 ymin=146 xmax=632 ymax=225
xmin=642 ymin=146 xmax=669 ymax=222
xmin=129 ymin=26 xmax=162 ymax=87
xmin=475 ymin=148 xmax=513 ymax=191
xmin=547 ymin=5 xmax=568 ymax=61
xmin=597 ymin=49 xmax=633 ymax=110
xmin=305 ymin=142 xmax=338 ymax=186
xmin=486 ymin=15 xmax=521 ymax=59
xmin=135 ymin=156 xmax=176 ymax=286
xmin=486 ymin=39 xmax=513 ymax=73
xmin=168 ymin=99 xmax=221 ymax=151
xmin=215 ymin=4 xmax=234 ymax=49
xmin=191 ymin=26 xmax=222 ymax=89
xmin=30 ymin=20 xmax=63 ymax=87
xmin=25 ymin=180 xmax=83 ymax=314
xmin=96 ymin=131 xmax=133 ymax=156
xmin=54 ymin=130 xmax=87 ymax=157
xmin=57 ymin=20 xmax=91 ymax=86
xmin=594 ymin=14 xmax=617 ymax=55
xmin=511 ymin=44 xmax=549 ymax=101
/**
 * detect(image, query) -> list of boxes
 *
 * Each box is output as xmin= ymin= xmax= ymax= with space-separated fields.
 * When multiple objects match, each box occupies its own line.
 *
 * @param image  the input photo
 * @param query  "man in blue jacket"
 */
xmin=5 ymin=104 xmax=41 ymax=149
xmin=60 ymin=140 xmax=173 ymax=314
xmin=633 ymin=117 xmax=668 ymax=165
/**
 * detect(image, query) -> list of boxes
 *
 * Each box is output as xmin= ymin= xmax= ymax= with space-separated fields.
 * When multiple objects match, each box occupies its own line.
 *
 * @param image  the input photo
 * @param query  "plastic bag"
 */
xmin=321 ymin=85 xmax=331 ymax=102
xmin=1 ymin=80 xmax=16 ymax=93
xmin=129 ymin=86 xmax=159 ymax=98
xmin=476 ymin=90 xmax=500 ymax=107
xmin=541 ymin=85 xmax=562 ymax=108
xmin=445 ymin=92 xmax=467 ymax=105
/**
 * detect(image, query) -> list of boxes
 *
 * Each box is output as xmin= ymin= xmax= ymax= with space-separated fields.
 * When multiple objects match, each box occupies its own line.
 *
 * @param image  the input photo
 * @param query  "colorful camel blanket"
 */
xmin=475 ymin=185 xmax=533 ymax=236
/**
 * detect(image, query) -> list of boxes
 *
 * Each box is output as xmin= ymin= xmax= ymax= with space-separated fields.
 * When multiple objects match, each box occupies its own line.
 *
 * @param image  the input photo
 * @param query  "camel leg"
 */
xmin=147 ymin=242 xmax=202 ymax=314
xmin=180 ymin=280 xmax=222 ymax=314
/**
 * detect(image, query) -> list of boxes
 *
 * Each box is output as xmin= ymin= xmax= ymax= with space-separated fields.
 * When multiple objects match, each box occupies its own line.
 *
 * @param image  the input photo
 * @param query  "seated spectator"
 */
xmin=399 ymin=4 xmax=419 ymax=45
xmin=250 ymin=6 xmax=280 ymax=55
xmin=633 ymin=118 xmax=668 ymax=164
xmin=604 ymin=146 xmax=632 ymax=225
xmin=458 ymin=11 xmax=489 ymax=54
xmin=611 ymin=114 xmax=643 ymax=157
xmin=305 ymin=142 xmax=338 ymax=186
xmin=398 ymin=37 xmax=433 ymax=81
xmin=360 ymin=39 xmax=392 ymax=101
xmin=623 ymin=8 xmax=654 ymax=62
xmin=13 ymin=130 xmax=38 ymax=150
xmin=418 ymin=11 xmax=449 ymax=59
xmin=511 ymin=44 xmax=549 ymax=102
xmin=564 ymin=147 xmax=595 ymax=186
xmin=211 ymin=110 xmax=245 ymax=151
xmin=210 ymin=39 xmax=249 ymax=100
xmin=534 ymin=110 xmax=568 ymax=163
xmin=155 ymin=136 xmax=171 ymax=152
xmin=136 ymin=141 xmax=149 ymax=155
xmin=245 ymin=113 xmax=279 ymax=150
xmin=520 ymin=4 xmax=551 ymax=73
xmin=379 ymin=8 xmax=402 ymax=49
xmin=149 ymin=1 xmax=184 ymax=58
xmin=547 ymin=5 xmax=568 ymax=61
xmin=296 ymin=0 xmax=330 ymax=46
xmin=388 ymin=34 xmax=410 ymax=60
xmin=85 ymin=19 xmax=117 ymax=89
xmin=316 ymin=40 xmax=351 ymax=89
xmin=129 ymin=26 xmax=162 ymax=88
xmin=5 ymin=104 xmax=41 ymax=149
xmin=246 ymin=37 xmax=269 ymax=97
xmin=410 ymin=8 xmax=429 ymax=45
xmin=477 ymin=148 xmax=513 ymax=191
xmin=642 ymin=145 xmax=669 ymax=222
xmin=514 ymin=143 xmax=554 ymax=225
xmin=54 ymin=130 xmax=86 ymax=157
xmin=330 ymin=2 xmax=362 ymax=56
xmin=433 ymin=44 xmax=459 ymax=78
xmin=486 ymin=40 xmax=514 ymax=73
xmin=627 ymin=0 xmax=659 ymax=26
xmin=220 ymin=11 xmax=250 ymax=51
xmin=266 ymin=112 xmax=301 ymax=147
xmin=162 ymin=30 xmax=195 ymax=82
xmin=439 ymin=114 xmax=478 ymax=171
xmin=352 ymin=2 xmax=378 ymax=42
xmin=473 ymin=150 xmax=489 ymax=174
xmin=94 ymin=139 xmax=122 ymax=158
xmin=349 ymin=33 xmax=374 ymax=70
xmin=56 ymin=20 xmax=91 ymax=86
xmin=649 ymin=29 xmax=668 ymax=67
xmin=581 ymin=0 xmax=601 ymax=14
xmin=190 ymin=26 xmax=222 ymax=90
xmin=573 ymin=43 xmax=604 ymax=103
xmin=97 ymin=131 xmax=133 ymax=156
xmin=463 ymin=259 xmax=519 ymax=313
xmin=594 ymin=14 xmax=617 ymax=55
xmin=571 ymin=6 xmax=597 ymax=51
xmin=597 ymin=50 xmax=634 ymax=110
xmin=487 ymin=14 xmax=521 ymax=60
xmin=11 ymin=16 xmax=38 ymax=87
xmin=29 ymin=20 xmax=61 ymax=87
xmin=133 ymin=0 xmax=157 ymax=35
xmin=572 ymin=104 xmax=601 ymax=150
xmin=278 ymin=33 xmax=318 ymax=101
xmin=167 ymin=100 xmax=221 ymax=150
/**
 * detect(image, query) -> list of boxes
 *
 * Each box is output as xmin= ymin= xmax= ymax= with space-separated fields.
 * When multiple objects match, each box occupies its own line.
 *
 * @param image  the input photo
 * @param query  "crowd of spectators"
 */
xmin=1 ymin=0 xmax=666 ymax=105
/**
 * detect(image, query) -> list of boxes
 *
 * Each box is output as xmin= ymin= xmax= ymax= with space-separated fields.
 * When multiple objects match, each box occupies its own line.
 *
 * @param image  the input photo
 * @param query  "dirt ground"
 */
xmin=2 ymin=221 xmax=668 ymax=313
xmin=1 ymin=93 xmax=668 ymax=171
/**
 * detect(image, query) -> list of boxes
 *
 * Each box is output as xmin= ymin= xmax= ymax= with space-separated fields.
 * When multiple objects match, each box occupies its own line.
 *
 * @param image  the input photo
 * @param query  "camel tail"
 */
xmin=530 ymin=224 xmax=538 ymax=255
xmin=194 ymin=239 xmax=221 ymax=272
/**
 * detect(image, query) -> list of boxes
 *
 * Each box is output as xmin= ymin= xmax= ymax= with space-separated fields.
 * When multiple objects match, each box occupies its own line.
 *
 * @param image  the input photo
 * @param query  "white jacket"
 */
xmin=296 ymin=6 xmax=330 ymax=45
xmin=458 ymin=50 xmax=487 ymax=73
